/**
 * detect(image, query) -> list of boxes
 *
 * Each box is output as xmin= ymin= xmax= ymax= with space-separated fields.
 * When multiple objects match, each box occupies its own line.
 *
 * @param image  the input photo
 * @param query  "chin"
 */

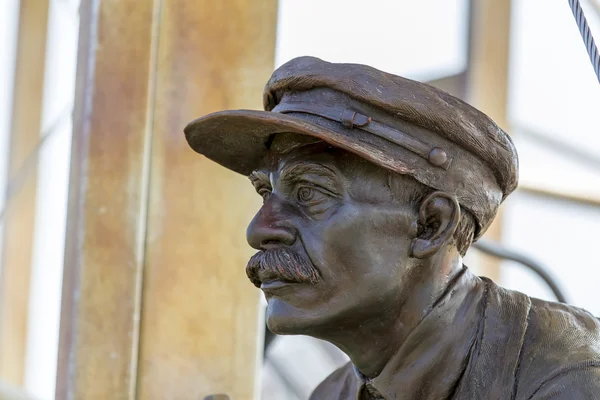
xmin=265 ymin=298 xmax=321 ymax=335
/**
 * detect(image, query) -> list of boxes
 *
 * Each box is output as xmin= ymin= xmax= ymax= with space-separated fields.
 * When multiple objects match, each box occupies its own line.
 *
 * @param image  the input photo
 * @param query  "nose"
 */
xmin=246 ymin=196 xmax=296 ymax=250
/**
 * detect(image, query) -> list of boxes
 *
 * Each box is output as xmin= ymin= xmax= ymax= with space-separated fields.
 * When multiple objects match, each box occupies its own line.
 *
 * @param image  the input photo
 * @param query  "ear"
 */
xmin=410 ymin=191 xmax=461 ymax=259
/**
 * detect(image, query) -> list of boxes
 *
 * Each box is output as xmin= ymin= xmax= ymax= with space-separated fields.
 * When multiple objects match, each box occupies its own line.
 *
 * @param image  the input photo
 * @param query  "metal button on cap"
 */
xmin=428 ymin=147 xmax=447 ymax=167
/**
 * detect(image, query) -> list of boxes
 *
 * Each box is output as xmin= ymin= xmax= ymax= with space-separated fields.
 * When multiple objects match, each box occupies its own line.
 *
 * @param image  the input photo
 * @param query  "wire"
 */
xmin=568 ymin=0 xmax=600 ymax=83
xmin=0 ymin=106 xmax=72 ymax=223
xmin=473 ymin=240 xmax=568 ymax=303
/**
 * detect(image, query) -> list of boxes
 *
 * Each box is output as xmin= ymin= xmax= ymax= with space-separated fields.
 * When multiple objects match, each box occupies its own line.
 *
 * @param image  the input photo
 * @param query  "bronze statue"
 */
xmin=185 ymin=57 xmax=600 ymax=399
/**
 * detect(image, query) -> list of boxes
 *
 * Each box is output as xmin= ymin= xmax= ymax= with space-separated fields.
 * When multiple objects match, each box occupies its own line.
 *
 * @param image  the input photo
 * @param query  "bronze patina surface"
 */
xmin=185 ymin=57 xmax=600 ymax=399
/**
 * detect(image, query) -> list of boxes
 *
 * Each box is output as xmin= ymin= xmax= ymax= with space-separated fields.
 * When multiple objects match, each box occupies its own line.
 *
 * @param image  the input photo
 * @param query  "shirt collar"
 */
xmin=352 ymin=267 xmax=488 ymax=400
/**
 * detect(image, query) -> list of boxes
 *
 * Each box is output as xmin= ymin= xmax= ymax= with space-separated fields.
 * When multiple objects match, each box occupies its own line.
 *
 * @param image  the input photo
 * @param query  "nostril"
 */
xmin=260 ymin=240 xmax=283 ymax=250
xmin=262 ymin=240 xmax=280 ymax=246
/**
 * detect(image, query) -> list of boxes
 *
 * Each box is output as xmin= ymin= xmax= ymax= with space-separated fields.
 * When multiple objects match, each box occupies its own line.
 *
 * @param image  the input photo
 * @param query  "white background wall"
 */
xmin=500 ymin=0 xmax=600 ymax=315
xmin=275 ymin=0 xmax=470 ymax=81
xmin=0 ymin=1 xmax=82 ymax=398
xmin=22 ymin=0 xmax=79 ymax=397
xmin=0 ymin=0 xmax=21 ymax=291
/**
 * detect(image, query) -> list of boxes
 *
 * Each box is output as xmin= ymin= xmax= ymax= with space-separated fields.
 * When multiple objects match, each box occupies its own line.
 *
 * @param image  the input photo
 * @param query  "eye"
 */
xmin=297 ymin=187 xmax=314 ymax=203
xmin=295 ymin=185 xmax=330 ymax=206
xmin=258 ymin=188 xmax=271 ymax=203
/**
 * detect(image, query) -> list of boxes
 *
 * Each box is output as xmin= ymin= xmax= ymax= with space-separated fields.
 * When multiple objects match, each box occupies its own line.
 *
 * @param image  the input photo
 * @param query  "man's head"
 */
xmin=183 ymin=56 xmax=518 ymax=335
xmin=243 ymin=134 xmax=476 ymax=335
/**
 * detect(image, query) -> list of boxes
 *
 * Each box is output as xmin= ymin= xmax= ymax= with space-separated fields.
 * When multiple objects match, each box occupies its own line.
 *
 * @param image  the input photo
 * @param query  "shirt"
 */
xmin=309 ymin=269 xmax=600 ymax=399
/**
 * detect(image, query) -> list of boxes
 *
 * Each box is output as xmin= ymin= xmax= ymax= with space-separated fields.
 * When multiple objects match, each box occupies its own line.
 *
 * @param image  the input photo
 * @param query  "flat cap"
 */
xmin=185 ymin=56 xmax=518 ymax=239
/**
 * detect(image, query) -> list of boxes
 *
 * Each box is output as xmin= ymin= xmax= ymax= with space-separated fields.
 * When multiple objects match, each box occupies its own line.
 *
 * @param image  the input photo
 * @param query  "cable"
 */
xmin=473 ymin=240 xmax=568 ymax=303
xmin=0 ymin=106 xmax=71 ymax=223
xmin=568 ymin=0 xmax=600 ymax=83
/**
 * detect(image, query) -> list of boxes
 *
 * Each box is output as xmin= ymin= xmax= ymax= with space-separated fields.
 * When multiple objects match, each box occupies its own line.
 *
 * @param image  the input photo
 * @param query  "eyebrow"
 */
xmin=248 ymin=170 xmax=270 ymax=190
xmin=279 ymin=162 xmax=339 ymax=186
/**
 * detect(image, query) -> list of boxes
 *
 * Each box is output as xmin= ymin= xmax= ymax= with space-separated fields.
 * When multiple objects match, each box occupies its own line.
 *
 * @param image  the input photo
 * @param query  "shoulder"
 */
xmin=526 ymin=362 xmax=600 ymax=399
xmin=309 ymin=362 xmax=360 ymax=400
xmin=525 ymin=297 xmax=600 ymax=362
xmin=515 ymin=297 xmax=600 ymax=399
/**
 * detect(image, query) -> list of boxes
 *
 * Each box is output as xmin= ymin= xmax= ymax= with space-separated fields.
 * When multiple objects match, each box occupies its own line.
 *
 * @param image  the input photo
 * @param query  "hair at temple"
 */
xmin=387 ymin=172 xmax=477 ymax=256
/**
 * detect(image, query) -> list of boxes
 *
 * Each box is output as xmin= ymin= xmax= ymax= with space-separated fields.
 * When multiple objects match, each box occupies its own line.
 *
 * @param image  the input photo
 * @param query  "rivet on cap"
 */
xmin=428 ymin=147 xmax=447 ymax=167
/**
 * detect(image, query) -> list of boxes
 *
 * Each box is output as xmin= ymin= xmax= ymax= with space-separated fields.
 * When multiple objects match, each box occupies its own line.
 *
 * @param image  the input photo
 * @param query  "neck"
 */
xmin=316 ymin=248 xmax=464 ymax=378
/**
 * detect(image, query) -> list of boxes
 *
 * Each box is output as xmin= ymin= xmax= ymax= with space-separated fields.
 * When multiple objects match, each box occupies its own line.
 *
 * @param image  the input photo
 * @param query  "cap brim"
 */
xmin=184 ymin=109 xmax=501 ymax=240
xmin=184 ymin=109 xmax=402 ymax=176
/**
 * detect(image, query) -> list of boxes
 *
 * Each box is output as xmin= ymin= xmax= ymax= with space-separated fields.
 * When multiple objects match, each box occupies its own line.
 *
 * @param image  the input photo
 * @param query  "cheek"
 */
xmin=311 ymin=203 xmax=415 ymax=285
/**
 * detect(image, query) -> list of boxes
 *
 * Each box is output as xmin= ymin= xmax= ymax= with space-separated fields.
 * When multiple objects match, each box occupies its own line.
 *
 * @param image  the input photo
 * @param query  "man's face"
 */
xmin=246 ymin=136 xmax=419 ymax=335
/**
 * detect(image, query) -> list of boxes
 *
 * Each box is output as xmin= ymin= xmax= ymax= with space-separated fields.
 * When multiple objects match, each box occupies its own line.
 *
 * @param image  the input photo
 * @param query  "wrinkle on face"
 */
xmin=278 ymin=162 xmax=343 ymax=200
xmin=244 ymin=134 xmax=423 ymax=340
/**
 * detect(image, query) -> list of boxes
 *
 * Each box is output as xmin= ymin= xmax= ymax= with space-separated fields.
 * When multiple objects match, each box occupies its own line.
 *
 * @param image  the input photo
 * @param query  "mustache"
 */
xmin=246 ymin=247 xmax=321 ymax=288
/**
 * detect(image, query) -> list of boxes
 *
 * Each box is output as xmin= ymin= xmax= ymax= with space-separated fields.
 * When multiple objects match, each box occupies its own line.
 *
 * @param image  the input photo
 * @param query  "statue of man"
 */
xmin=185 ymin=57 xmax=600 ymax=399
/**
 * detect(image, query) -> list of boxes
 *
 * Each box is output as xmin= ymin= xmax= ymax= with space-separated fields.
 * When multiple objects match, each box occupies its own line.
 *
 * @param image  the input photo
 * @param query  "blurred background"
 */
xmin=0 ymin=0 xmax=598 ymax=399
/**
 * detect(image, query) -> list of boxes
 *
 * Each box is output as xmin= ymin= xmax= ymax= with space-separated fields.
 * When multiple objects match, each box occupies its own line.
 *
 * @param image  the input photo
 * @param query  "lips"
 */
xmin=260 ymin=279 xmax=297 ymax=292
xmin=256 ymin=269 xmax=299 ymax=293
xmin=256 ymin=269 xmax=290 ymax=284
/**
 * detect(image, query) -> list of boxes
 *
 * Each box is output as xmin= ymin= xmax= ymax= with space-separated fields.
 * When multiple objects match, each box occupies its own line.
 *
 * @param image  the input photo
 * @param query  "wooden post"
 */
xmin=467 ymin=0 xmax=513 ymax=281
xmin=56 ymin=1 xmax=160 ymax=398
xmin=0 ymin=0 xmax=49 ymax=386
xmin=137 ymin=1 xmax=277 ymax=399
xmin=57 ymin=0 xmax=277 ymax=399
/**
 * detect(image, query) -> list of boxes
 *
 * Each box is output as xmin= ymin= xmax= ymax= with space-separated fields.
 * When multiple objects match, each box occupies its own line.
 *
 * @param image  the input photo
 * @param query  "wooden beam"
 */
xmin=56 ymin=1 xmax=160 ymax=398
xmin=0 ymin=0 xmax=49 ymax=386
xmin=136 ymin=1 xmax=277 ymax=398
xmin=466 ymin=0 xmax=513 ymax=281
xmin=518 ymin=184 xmax=600 ymax=209
xmin=57 ymin=1 xmax=277 ymax=398
xmin=468 ymin=0 xmax=512 ymax=131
